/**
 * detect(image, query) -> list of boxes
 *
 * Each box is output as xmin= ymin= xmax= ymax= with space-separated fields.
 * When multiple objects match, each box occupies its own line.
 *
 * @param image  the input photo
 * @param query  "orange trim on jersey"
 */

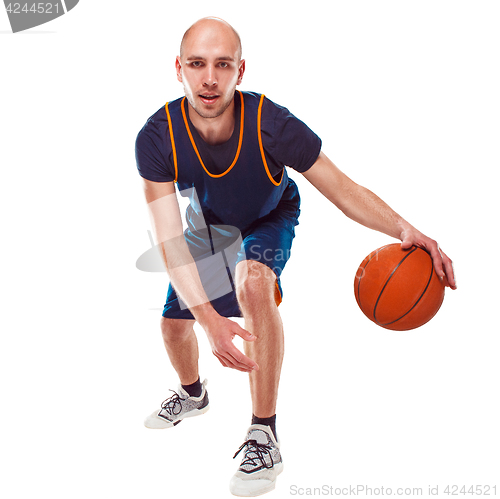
xmin=165 ymin=102 xmax=178 ymax=182
xmin=258 ymin=94 xmax=284 ymax=187
xmin=180 ymin=90 xmax=245 ymax=178
xmin=274 ymin=281 xmax=282 ymax=307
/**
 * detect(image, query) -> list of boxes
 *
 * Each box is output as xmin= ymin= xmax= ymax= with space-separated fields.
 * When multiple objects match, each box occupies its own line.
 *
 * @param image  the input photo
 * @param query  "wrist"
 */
xmin=396 ymin=218 xmax=414 ymax=241
xmin=190 ymin=302 xmax=220 ymax=329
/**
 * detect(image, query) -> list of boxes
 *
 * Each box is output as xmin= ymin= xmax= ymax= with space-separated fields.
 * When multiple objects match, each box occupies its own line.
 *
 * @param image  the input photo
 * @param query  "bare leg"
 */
xmin=235 ymin=260 xmax=284 ymax=418
xmin=160 ymin=317 xmax=199 ymax=386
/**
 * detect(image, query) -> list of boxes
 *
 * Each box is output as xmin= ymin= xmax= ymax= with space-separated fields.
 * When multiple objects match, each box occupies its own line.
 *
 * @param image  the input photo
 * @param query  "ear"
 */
xmin=175 ymin=56 xmax=183 ymax=83
xmin=237 ymin=59 xmax=246 ymax=85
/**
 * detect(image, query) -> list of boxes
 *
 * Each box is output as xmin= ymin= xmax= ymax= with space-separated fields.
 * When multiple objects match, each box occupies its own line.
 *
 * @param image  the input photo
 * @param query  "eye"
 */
xmin=191 ymin=61 xmax=203 ymax=68
xmin=219 ymin=62 xmax=229 ymax=68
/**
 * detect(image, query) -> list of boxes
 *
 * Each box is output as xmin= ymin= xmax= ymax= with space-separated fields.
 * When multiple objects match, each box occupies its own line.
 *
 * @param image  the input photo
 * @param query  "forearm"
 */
xmin=302 ymin=152 xmax=456 ymax=289
xmin=303 ymin=152 xmax=411 ymax=241
xmin=158 ymin=236 xmax=219 ymax=326
xmin=141 ymin=182 xmax=257 ymax=371
xmin=334 ymin=182 xmax=411 ymax=240
xmin=144 ymin=179 xmax=219 ymax=326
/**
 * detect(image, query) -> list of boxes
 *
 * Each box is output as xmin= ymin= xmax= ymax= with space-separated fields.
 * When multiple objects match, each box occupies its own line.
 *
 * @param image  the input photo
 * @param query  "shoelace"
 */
xmin=233 ymin=439 xmax=274 ymax=470
xmin=160 ymin=390 xmax=186 ymax=416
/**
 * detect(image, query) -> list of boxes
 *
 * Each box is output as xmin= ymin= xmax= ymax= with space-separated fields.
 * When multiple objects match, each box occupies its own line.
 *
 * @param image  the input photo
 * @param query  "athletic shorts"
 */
xmin=162 ymin=178 xmax=301 ymax=320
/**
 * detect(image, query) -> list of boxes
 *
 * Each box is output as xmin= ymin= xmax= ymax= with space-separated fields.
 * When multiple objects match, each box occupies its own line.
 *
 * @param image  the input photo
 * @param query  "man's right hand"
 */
xmin=201 ymin=314 xmax=259 ymax=373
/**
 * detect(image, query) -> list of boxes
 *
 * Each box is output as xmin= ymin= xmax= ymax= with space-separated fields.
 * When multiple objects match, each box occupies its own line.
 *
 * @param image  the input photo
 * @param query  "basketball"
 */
xmin=354 ymin=244 xmax=445 ymax=331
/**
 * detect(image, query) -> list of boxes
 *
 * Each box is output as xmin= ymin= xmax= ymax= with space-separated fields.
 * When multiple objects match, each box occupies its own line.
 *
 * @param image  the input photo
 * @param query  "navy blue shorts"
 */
xmin=162 ymin=179 xmax=301 ymax=319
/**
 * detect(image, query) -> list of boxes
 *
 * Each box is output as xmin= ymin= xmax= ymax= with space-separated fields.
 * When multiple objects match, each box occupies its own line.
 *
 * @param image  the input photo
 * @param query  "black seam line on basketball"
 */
xmin=356 ymin=245 xmax=391 ymax=316
xmin=373 ymin=247 xmax=418 ymax=325
xmin=380 ymin=256 xmax=434 ymax=327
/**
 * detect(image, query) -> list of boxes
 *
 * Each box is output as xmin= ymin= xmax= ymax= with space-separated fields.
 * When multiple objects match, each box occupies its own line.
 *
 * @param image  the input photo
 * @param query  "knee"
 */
xmin=236 ymin=261 xmax=276 ymax=308
xmin=160 ymin=318 xmax=194 ymax=343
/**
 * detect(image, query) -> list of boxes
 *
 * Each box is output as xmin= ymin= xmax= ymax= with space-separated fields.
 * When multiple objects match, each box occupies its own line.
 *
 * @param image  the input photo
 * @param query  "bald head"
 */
xmin=180 ymin=17 xmax=242 ymax=61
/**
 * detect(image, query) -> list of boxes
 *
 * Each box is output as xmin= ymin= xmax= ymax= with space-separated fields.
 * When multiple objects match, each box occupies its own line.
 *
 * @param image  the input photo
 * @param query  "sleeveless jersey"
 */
xmin=165 ymin=91 xmax=289 ymax=233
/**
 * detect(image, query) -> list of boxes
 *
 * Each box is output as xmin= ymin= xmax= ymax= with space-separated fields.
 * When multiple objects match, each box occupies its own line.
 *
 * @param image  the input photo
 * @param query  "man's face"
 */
xmin=176 ymin=22 xmax=245 ymax=120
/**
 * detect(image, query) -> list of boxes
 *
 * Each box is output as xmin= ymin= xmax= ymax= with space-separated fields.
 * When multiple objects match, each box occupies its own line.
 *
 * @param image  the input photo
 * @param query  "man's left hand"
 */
xmin=400 ymin=226 xmax=457 ymax=290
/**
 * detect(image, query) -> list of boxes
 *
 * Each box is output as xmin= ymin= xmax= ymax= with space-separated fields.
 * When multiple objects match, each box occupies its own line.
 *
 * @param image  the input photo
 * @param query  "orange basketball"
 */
xmin=354 ymin=244 xmax=445 ymax=331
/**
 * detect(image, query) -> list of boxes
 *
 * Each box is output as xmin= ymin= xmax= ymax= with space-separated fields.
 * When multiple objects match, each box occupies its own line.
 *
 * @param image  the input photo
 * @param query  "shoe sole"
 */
xmin=144 ymin=404 xmax=210 ymax=429
xmin=230 ymin=462 xmax=284 ymax=497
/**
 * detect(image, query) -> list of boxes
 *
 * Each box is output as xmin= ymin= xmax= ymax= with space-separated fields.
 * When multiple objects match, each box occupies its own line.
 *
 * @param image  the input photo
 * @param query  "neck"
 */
xmin=187 ymin=98 xmax=236 ymax=146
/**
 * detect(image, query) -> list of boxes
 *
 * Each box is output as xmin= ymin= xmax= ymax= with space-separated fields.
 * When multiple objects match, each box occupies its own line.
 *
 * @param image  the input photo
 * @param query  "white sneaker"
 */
xmin=229 ymin=424 xmax=284 ymax=497
xmin=144 ymin=379 xmax=209 ymax=429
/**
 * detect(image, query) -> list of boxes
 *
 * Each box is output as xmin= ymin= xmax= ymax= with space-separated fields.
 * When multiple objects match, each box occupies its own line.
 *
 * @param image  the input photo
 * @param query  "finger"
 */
xmin=233 ymin=324 xmax=257 ymax=341
xmin=214 ymin=351 xmax=250 ymax=372
xmin=427 ymin=242 xmax=445 ymax=280
xmin=225 ymin=343 xmax=259 ymax=371
xmin=227 ymin=351 xmax=259 ymax=372
xmin=400 ymin=235 xmax=413 ymax=250
xmin=450 ymin=261 xmax=457 ymax=289
xmin=214 ymin=352 xmax=230 ymax=368
xmin=216 ymin=350 xmax=255 ymax=373
xmin=213 ymin=341 xmax=256 ymax=371
xmin=440 ymin=250 xmax=457 ymax=289
xmin=215 ymin=353 xmax=252 ymax=372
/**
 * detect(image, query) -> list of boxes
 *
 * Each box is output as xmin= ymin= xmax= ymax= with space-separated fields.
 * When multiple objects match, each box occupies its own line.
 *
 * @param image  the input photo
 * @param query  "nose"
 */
xmin=203 ymin=64 xmax=217 ymax=87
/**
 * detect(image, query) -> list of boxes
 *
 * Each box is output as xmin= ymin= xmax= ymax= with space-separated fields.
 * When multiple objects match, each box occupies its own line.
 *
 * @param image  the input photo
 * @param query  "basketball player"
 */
xmin=135 ymin=17 xmax=456 ymax=497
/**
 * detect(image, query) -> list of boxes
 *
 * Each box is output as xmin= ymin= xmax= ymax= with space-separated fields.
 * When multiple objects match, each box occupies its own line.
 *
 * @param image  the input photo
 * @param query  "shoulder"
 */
xmin=240 ymin=91 xmax=287 ymax=118
xmin=260 ymin=95 xmax=302 ymax=131
xmin=240 ymin=92 xmax=300 ymax=136
xmin=253 ymin=93 xmax=322 ymax=173
xmin=135 ymin=100 xmax=181 ymax=183
xmin=255 ymin=94 xmax=308 ymax=140
xmin=136 ymin=105 xmax=168 ymax=144
xmin=136 ymin=96 xmax=185 ymax=143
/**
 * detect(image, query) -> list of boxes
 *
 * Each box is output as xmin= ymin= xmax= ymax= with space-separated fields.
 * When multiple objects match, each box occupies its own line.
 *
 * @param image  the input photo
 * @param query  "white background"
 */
xmin=1 ymin=1 xmax=499 ymax=497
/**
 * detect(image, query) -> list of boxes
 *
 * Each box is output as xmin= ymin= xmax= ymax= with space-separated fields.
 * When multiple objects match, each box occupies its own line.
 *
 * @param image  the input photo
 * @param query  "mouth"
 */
xmin=199 ymin=94 xmax=220 ymax=105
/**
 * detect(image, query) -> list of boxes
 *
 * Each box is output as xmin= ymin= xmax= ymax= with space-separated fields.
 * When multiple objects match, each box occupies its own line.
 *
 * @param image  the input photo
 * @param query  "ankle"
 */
xmin=251 ymin=414 xmax=277 ymax=440
xmin=181 ymin=376 xmax=202 ymax=397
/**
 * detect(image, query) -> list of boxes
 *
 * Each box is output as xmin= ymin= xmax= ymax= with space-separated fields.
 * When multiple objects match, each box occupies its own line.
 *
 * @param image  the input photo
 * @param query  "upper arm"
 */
xmin=141 ymin=179 xmax=184 ymax=242
xmin=135 ymin=116 xmax=176 ymax=183
xmin=142 ymin=177 xmax=176 ymax=203
xmin=261 ymin=97 xmax=322 ymax=174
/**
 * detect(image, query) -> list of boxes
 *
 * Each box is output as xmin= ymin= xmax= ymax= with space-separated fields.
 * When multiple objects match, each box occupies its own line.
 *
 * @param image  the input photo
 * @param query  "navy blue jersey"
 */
xmin=136 ymin=91 xmax=321 ymax=183
xmin=135 ymin=91 xmax=321 ymax=318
